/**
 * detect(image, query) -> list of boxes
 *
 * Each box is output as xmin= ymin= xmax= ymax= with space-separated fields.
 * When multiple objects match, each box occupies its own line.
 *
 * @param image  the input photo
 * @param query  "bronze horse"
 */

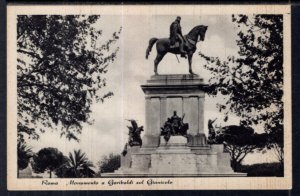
xmin=146 ymin=25 xmax=208 ymax=75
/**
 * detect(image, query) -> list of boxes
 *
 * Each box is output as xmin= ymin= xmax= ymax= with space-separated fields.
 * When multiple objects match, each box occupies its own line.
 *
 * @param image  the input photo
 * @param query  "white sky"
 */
xmin=29 ymin=15 xmax=277 ymax=167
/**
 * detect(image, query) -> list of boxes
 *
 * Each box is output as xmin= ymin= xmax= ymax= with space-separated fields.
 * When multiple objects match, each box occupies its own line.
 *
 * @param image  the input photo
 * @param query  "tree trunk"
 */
xmin=49 ymin=170 xmax=52 ymax=178
xmin=231 ymin=159 xmax=239 ymax=171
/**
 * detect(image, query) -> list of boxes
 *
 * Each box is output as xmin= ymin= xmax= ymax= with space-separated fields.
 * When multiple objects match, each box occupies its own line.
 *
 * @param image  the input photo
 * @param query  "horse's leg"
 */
xmin=188 ymin=53 xmax=194 ymax=75
xmin=154 ymin=53 xmax=165 ymax=75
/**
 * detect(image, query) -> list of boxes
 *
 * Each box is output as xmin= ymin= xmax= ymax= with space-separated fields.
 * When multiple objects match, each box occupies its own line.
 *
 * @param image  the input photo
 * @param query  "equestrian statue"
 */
xmin=146 ymin=16 xmax=208 ymax=75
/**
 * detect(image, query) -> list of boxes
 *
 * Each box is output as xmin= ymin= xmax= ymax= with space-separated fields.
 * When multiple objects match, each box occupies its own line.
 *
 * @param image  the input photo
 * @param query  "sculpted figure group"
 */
xmin=122 ymin=120 xmax=144 ymax=156
xmin=160 ymin=111 xmax=189 ymax=142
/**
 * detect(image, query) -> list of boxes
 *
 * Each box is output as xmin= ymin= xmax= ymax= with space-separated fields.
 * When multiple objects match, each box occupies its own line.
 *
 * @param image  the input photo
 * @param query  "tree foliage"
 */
xmin=31 ymin=147 xmax=65 ymax=178
xmin=17 ymin=15 xmax=121 ymax=141
xmin=199 ymin=14 xmax=283 ymax=162
xmin=215 ymin=125 xmax=267 ymax=170
xmin=56 ymin=149 xmax=95 ymax=178
xmin=98 ymin=153 xmax=120 ymax=174
xmin=17 ymin=141 xmax=33 ymax=177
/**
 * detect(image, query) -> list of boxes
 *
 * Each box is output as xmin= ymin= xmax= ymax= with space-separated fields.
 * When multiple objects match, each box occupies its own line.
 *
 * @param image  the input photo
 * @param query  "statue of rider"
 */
xmin=169 ymin=16 xmax=186 ymax=58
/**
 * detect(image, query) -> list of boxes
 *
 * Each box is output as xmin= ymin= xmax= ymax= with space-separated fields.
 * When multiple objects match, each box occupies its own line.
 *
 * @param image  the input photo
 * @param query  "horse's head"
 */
xmin=198 ymin=25 xmax=208 ymax=41
xmin=187 ymin=25 xmax=208 ymax=43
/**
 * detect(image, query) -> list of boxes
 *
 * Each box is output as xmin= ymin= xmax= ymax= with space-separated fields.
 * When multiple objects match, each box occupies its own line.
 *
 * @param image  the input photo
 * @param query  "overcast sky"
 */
xmin=29 ymin=15 xmax=276 ymax=167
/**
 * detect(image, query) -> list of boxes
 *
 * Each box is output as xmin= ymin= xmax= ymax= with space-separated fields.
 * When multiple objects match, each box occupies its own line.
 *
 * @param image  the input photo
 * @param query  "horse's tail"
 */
xmin=146 ymin=38 xmax=158 ymax=59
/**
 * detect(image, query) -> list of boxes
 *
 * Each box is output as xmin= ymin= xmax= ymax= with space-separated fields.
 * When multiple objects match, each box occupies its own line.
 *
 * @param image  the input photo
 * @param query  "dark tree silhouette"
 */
xmin=199 ymin=14 xmax=283 ymax=162
xmin=17 ymin=141 xmax=33 ymax=177
xmin=55 ymin=149 xmax=95 ymax=178
xmin=31 ymin=147 xmax=65 ymax=178
xmin=97 ymin=153 xmax=120 ymax=175
xmin=17 ymin=15 xmax=121 ymax=141
xmin=215 ymin=125 xmax=267 ymax=171
xmin=268 ymin=126 xmax=284 ymax=167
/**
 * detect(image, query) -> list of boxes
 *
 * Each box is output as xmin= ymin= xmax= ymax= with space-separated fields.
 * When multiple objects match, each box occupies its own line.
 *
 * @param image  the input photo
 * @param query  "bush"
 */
xmin=236 ymin=162 xmax=283 ymax=177
xmin=97 ymin=153 xmax=120 ymax=175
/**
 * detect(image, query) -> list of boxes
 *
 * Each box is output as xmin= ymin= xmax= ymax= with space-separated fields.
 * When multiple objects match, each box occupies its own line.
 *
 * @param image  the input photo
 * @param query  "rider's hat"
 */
xmin=176 ymin=16 xmax=181 ymax=20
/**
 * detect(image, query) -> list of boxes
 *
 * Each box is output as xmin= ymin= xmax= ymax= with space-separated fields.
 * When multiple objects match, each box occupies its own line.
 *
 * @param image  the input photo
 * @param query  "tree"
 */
xmin=98 ymin=153 xmax=120 ymax=175
xmin=268 ymin=126 xmax=284 ymax=167
xmin=17 ymin=15 xmax=121 ymax=141
xmin=31 ymin=147 xmax=65 ymax=178
xmin=56 ymin=149 xmax=95 ymax=178
xmin=199 ymin=14 xmax=283 ymax=162
xmin=215 ymin=125 xmax=267 ymax=170
xmin=17 ymin=141 xmax=33 ymax=177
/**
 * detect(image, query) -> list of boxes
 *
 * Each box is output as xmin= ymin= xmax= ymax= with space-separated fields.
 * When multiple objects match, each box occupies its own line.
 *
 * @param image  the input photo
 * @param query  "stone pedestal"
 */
xmin=102 ymin=74 xmax=246 ymax=177
xmin=141 ymin=74 xmax=207 ymax=147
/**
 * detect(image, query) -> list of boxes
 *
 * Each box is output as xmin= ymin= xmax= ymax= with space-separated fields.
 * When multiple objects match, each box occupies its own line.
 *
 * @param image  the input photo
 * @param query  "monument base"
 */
xmin=102 ymin=136 xmax=246 ymax=177
xmin=102 ymin=75 xmax=246 ymax=177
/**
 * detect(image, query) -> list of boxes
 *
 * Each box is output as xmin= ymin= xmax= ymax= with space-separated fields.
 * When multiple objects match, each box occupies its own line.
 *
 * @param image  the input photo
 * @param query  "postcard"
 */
xmin=7 ymin=4 xmax=292 ymax=190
